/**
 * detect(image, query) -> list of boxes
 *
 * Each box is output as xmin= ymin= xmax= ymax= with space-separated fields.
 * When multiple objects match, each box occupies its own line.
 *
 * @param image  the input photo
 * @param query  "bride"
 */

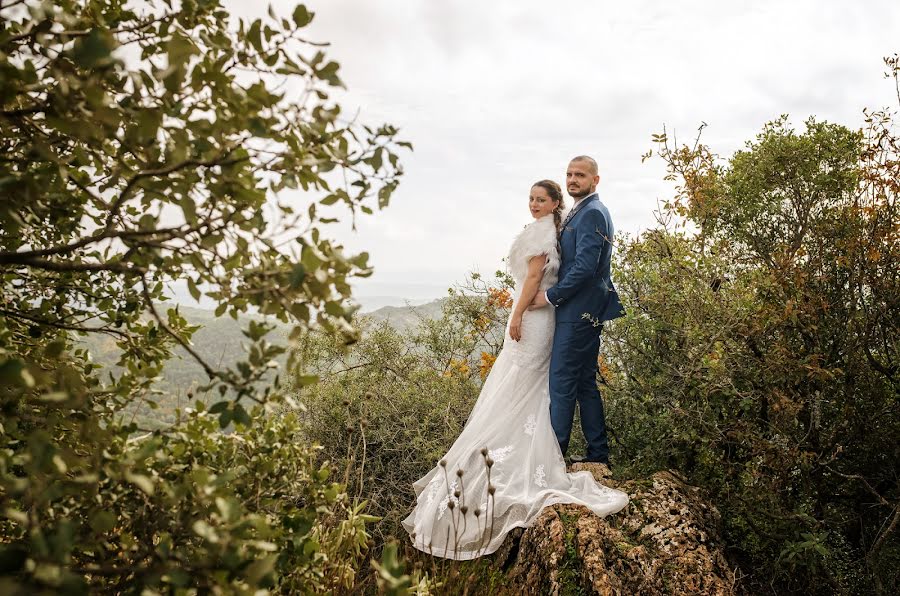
xmin=401 ymin=180 xmax=629 ymax=559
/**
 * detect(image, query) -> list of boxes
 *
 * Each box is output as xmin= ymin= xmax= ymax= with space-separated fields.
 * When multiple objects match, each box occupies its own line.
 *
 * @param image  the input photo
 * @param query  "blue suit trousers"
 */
xmin=549 ymin=320 xmax=609 ymax=462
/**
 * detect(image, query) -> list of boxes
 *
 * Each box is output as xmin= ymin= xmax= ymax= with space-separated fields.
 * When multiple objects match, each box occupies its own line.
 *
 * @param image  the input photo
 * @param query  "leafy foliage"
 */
xmin=0 ymin=0 xmax=409 ymax=592
xmin=77 ymin=304 xmax=292 ymax=429
xmin=295 ymin=272 xmax=514 ymax=543
xmin=2 ymin=407 xmax=375 ymax=593
xmin=606 ymin=69 xmax=900 ymax=594
xmin=294 ymin=273 xmax=519 ymax=592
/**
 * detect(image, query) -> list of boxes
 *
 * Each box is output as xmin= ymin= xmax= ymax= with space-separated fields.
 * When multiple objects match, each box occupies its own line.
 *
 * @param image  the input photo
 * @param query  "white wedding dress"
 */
xmin=401 ymin=213 xmax=629 ymax=560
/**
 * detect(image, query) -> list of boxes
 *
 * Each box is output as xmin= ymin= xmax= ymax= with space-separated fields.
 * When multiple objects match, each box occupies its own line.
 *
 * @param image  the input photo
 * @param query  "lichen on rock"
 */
xmin=498 ymin=465 xmax=742 ymax=595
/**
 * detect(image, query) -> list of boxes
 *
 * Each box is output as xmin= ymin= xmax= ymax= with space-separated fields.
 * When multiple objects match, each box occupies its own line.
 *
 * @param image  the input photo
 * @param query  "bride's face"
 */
xmin=529 ymin=186 xmax=559 ymax=219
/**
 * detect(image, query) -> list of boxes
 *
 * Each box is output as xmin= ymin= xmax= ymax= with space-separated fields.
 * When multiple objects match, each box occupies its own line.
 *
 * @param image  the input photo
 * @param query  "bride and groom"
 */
xmin=402 ymin=156 xmax=629 ymax=559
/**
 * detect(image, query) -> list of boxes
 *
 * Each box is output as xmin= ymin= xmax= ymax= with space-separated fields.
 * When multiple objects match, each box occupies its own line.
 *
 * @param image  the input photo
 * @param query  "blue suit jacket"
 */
xmin=546 ymin=194 xmax=625 ymax=323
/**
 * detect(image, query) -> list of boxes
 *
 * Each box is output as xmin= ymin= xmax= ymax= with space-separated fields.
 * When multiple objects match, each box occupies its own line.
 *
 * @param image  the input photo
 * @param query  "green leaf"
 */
xmin=370 ymin=147 xmax=383 ymax=170
xmin=315 ymin=61 xmax=342 ymax=87
xmin=0 ymin=359 xmax=32 ymax=388
xmin=165 ymin=568 xmax=191 ymax=587
xmin=90 ymin=511 xmax=117 ymax=534
xmin=290 ymin=264 xmax=306 ymax=288
xmin=192 ymin=520 xmax=219 ymax=543
xmin=292 ymin=5 xmax=314 ymax=27
xmin=215 ymin=496 xmax=241 ymax=522
xmin=247 ymin=20 xmax=262 ymax=52
xmin=167 ymin=32 xmax=197 ymax=66
xmin=209 ymin=400 xmax=229 ymax=414
xmin=72 ymin=29 xmax=116 ymax=69
xmin=180 ymin=197 xmax=198 ymax=223
xmin=246 ymin=554 xmax=278 ymax=584
xmin=187 ymin=277 xmax=201 ymax=301
xmin=324 ymin=302 xmax=345 ymax=317
xmin=233 ymin=403 xmax=251 ymax=427
xmin=295 ymin=374 xmax=319 ymax=387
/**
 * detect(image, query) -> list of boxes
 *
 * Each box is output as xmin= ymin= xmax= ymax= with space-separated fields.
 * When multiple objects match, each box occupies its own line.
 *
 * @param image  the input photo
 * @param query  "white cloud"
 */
xmin=224 ymin=0 xmax=900 ymax=298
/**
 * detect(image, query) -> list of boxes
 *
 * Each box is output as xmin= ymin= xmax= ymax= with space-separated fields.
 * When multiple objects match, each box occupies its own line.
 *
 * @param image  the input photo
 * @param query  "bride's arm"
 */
xmin=509 ymin=254 xmax=548 ymax=341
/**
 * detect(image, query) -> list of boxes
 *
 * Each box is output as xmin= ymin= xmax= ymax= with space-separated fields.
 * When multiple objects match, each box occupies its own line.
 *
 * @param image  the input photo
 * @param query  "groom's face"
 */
xmin=566 ymin=161 xmax=599 ymax=199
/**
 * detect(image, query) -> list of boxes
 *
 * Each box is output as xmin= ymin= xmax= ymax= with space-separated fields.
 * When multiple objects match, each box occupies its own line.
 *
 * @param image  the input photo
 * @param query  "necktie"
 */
xmin=559 ymin=199 xmax=585 ymax=235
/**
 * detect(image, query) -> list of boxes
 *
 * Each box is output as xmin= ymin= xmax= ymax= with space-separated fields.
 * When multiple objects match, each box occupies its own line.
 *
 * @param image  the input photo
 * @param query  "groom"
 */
xmin=530 ymin=155 xmax=625 ymax=465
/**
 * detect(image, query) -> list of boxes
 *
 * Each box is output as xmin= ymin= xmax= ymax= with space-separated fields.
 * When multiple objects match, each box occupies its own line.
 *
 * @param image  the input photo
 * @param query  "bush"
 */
xmin=294 ymin=272 xmax=515 ymax=545
xmin=0 ymin=401 xmax=373 ymax=593
xmin=605 ymin=104 xmax=899 ymax=593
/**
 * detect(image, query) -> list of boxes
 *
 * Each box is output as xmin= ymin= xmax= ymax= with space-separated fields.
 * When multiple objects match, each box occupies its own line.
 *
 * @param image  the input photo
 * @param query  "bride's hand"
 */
xmin=509 ymin=313 xmax=523 ymax=341
xmin=527 ymin=291 xmax=549 ymax=311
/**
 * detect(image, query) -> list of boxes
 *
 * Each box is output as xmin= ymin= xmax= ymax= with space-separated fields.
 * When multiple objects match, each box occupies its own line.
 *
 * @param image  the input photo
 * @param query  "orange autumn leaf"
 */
xmin=487 ymin=287 xmax=513 ymax=309
xmin=479 ymin=351 xmax=497 ymax=380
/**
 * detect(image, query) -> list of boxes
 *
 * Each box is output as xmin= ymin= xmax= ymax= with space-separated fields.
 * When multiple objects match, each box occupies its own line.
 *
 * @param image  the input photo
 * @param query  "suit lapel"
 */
xmin=559 ymin=194 xmax=598 ymax=235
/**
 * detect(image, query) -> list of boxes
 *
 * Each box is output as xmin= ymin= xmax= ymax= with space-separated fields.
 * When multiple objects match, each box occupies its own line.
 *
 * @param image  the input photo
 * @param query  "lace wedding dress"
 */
xmin=401 ymin=213 xmax=629 ymax=559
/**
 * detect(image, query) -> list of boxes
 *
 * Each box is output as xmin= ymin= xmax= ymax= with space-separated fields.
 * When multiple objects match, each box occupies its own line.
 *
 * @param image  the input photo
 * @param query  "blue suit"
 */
xmin=545 ymin=193 xmax=624 ymax=462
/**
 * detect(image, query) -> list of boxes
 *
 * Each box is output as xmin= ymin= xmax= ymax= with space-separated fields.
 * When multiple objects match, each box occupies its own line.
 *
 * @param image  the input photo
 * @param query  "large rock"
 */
xmin=502 ymin=466 xmax=742 ymax=595
xmin=506 ymin=506 xmax=566 ymax=594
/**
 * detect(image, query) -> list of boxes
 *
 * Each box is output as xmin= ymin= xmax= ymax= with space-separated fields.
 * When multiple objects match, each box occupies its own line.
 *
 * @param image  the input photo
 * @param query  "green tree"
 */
xmin=607 ymin=62 xmax=899 ymax=594
xmin=0 ymin=0 xmax=408 ymax=592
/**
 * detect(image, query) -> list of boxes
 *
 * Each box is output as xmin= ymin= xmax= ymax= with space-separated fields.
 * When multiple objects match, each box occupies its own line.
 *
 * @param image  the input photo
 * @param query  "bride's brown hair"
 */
xmin=532 ymin=180 xmax=565 ymax=231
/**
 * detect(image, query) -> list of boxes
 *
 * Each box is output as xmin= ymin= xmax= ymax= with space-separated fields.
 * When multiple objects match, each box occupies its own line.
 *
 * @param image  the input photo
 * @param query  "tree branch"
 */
xmin=0 ymin=254 xmax=146 ymax=275
xmin=0 ymin=214 xmax=223 ymax=262
xmin=0 ymin=105 xmax=44 ymax=118
xmin=106 ymin=153 xmax=246 ymax=230
xmin=871 ymin=505 xmax=899 ymax=559
xmin=139 ymin=275 xmax=228 ymax=391
xmin=0 ymin=308 xmax=128 ymax=338
xmin=824 ymin=465 xmax=891 ymax=507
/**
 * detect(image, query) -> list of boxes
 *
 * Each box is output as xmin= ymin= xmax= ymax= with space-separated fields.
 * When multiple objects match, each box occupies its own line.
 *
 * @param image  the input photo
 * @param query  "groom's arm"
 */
xmin=545 ymin=209 xmax=608 ymax=307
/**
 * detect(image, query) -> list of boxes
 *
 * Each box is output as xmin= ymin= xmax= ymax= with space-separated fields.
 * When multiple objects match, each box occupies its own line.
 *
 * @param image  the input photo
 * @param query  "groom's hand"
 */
xmin=528 ymin=292 xmax=549 ymax=311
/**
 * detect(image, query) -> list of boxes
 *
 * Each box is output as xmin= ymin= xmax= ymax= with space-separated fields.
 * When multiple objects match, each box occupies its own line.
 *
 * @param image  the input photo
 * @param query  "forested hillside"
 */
xmin=79 ymin=300 xmax=443 ymax=429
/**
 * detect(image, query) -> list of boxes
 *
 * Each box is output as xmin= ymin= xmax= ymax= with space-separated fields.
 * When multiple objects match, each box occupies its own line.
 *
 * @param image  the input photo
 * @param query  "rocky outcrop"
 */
xmin=501 ymin=465 xmax=742 ymax=595
xmin=506 ymin=506 xmax=567 ymax=591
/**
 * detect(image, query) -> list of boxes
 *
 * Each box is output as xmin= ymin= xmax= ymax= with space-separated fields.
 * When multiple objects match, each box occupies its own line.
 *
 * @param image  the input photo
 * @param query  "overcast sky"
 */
xmin=225 ymin=0 xmax=899 ymax=301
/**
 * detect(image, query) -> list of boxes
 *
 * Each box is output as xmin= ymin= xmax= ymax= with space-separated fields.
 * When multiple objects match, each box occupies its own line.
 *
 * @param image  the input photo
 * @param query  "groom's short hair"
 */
xmin=570 ymin=155 xmax=599 ymax=176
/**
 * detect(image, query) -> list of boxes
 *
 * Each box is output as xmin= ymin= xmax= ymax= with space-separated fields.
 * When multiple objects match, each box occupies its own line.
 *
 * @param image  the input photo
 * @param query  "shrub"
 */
xmin=605 ymin=98 xmax=899 ymax=593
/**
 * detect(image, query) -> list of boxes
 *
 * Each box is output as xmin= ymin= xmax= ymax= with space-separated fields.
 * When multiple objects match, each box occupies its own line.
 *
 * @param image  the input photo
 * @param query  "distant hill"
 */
xmin=360 ymin=298 xmax=445 ymax=332
xmin=80 ymin=304 xmax=293 ymax=429
xmin=355 ymin=295 xmax=437 ymax=313
xmin=79 ymin=299 xmax=445 ymax=428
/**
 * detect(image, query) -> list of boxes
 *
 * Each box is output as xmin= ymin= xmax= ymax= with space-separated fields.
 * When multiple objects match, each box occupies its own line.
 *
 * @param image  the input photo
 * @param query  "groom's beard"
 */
xmin=568 ymin=187 xmax=592 ymax=199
